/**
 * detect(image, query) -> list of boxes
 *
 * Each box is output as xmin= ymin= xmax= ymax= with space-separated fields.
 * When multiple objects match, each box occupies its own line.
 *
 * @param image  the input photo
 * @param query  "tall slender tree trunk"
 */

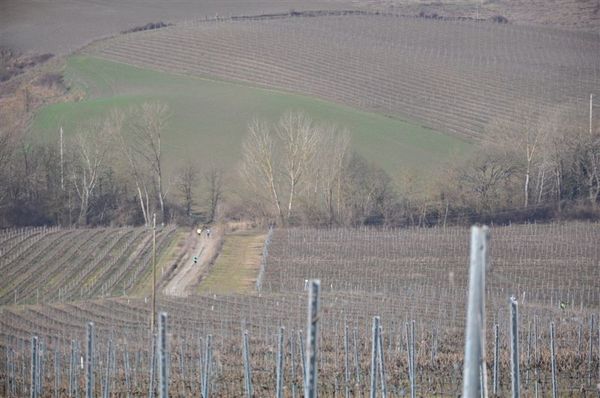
xmin=524 ymin=162 xmax=530 ymax=207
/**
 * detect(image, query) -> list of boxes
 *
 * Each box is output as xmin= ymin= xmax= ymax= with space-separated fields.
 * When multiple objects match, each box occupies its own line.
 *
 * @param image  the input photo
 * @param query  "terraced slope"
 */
xmin=86 ymin=13 xmax=600 ymax=140
xmin=0 ymin=225 xmax=178 ymax=305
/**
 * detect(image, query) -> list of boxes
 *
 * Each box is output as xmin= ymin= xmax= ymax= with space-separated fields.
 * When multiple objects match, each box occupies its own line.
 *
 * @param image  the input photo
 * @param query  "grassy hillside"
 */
xmin=32 ymin=56 xmax=470 ymax=181
xmin=84 ymin=14 xmax=600 ymax=141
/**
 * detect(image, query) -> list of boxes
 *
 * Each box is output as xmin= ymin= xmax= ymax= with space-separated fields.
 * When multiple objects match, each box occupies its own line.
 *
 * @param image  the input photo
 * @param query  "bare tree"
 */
xmin=241 ymin=119 xmax=284 ymax=223
xmin=177 ymin=162 xmax=199 ymax=218
xmin=69 ymin=117 xmax=116 ymax=225
xmin=457 ymin=147 xmax=519 ymax=213
xmin=126 ymin=102 xmax=171 ymax=223
xmin=276 ymin=111 xmax=320 ymax=221
xmin=312 ymin=126 xmax=350 ymax=224
xmin=486 ymin=104 xmax=546 ymax=208
xmin=205 ymin=163 xmax=223 ymax=223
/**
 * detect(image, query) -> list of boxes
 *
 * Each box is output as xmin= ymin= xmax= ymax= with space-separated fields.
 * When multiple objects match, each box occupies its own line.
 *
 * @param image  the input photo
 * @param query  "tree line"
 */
xmin=0 ymin=101 xmax=598 ymax=228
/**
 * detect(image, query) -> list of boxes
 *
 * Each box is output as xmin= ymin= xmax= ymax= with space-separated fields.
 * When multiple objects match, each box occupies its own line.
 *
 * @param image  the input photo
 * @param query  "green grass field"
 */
xmin=32 ymin=55 xmax=470 ymax=179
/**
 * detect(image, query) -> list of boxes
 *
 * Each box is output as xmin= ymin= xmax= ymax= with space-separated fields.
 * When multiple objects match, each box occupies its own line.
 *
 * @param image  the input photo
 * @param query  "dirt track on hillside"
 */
xmin=163 ymin=226 xmax=222 ymax=296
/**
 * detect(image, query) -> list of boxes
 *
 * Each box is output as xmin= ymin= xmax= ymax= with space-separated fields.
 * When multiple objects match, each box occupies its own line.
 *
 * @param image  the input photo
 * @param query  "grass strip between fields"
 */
xmin=197 ymin=230 xmax=266 ymax=295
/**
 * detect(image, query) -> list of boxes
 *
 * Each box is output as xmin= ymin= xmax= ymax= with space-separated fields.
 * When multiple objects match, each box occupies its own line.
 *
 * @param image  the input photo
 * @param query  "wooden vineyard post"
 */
xmin=85 ymin=323 xmax=94 ymax=398
xmin=510 ymin=297 xmax=520 ymax=398
xmin=305 ymin=280 xmax=321 ymax=398
xmin=158 ymin=312 xmax=168 ymax=398
xmin=462 ymin=225 xmax=489 ymax=398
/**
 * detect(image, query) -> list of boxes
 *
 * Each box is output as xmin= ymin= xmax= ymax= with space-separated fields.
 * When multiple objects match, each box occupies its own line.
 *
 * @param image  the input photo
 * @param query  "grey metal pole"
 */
xmin=353 ymin=327 xmax=361 ymax=391
xmin=377 ymin=326 xmax=387 ymax=398
xmin=242 ymin=331 xmax=253 ymax=398
xmin=149 ymin=333 xmax=157 ymax=398
xmin=103 ymin=338 xmax=113 ymax=398
xmin=462 ymin=226 xmax=489 ymax=398
xmin=549 ymin=323 xmax=557 ymax=398
xmin=85 ymin=323 xmax=94 ymax=398
xmin=298 ymin=330 xmax=306 ymax=393
xmin=510 ymin=297 xmax=520 ymax=398
xmin=123 ymin=349 xmax=131 ymax=398
xmin=290 ymin=333 xmax=297 ymax=398
xmin=370 ymin=316 xmax=379 ymax=398
xmin=276 ymin=326 xmax=285 ymax=398
xmin=588 ymin=314 xmax=594 ymax=386
xmin=158 ymin=312 xmax=168 ymax=398
xmin=69 ymin=340 xmax=75 ymax=397
xmin=151 ymin=214 xmax=156 ymax=334
xmin=410 ymin=320 xmax=415 ymax=398
xmin=344 ymin=324 xmax=350 ymax=398
xmin=202 ymin=335 xmax=212 ymax=398
xmin=493 ymin=324 xmax=499 ymax=396
xmin=305 ymin=280 xmax=321 ymax=398
xmin=30 ymin=336 xmax=38 ymax=398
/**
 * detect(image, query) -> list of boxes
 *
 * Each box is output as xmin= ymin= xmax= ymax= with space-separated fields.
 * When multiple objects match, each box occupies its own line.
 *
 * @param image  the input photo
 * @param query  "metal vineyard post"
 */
xmin=510 ymin=297 xmax=520 ymax=398
xmin=85 ymin=323 xmax=94 ymax=398
xmin=276 ymin=326 xmax=285 ymax=398
xmin=370 ymin=316 xmax=379 ymax=398
xmin=304 ymin=280 xmax=320 ymax=398
xmin=158 ymin=312 xmax=168 ymax=398
xmin=462 ymin=226 xmax=489 ymax=398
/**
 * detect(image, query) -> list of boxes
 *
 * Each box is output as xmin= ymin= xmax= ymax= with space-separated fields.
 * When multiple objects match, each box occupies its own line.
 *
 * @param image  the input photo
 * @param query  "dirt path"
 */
xmin=163 ymin=227 xmax=222 ymax=296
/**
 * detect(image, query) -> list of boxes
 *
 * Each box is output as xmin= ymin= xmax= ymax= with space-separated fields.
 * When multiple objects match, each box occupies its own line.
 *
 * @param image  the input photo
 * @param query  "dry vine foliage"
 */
xmin=1 ymin=222 xmax=599 ymax=396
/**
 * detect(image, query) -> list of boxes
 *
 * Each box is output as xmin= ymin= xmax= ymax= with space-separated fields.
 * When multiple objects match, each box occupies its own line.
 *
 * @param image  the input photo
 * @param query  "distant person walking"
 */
xmin=206 ymin=228 xmax=211 ymax=238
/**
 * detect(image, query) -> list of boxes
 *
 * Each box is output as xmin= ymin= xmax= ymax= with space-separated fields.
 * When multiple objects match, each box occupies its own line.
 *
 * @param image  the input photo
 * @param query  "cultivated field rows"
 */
xmin=263 ymin=223 xmax=600 ymax=312
xmin=0 ymin=292 xmax=597 ymax=396
xmin=1 ymin=222 xmax=599 ymax=395
xmin=0 ymin=226 xmax=178 ymax=306
xmin=86 ymin=14 xmax=600 ymax=140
